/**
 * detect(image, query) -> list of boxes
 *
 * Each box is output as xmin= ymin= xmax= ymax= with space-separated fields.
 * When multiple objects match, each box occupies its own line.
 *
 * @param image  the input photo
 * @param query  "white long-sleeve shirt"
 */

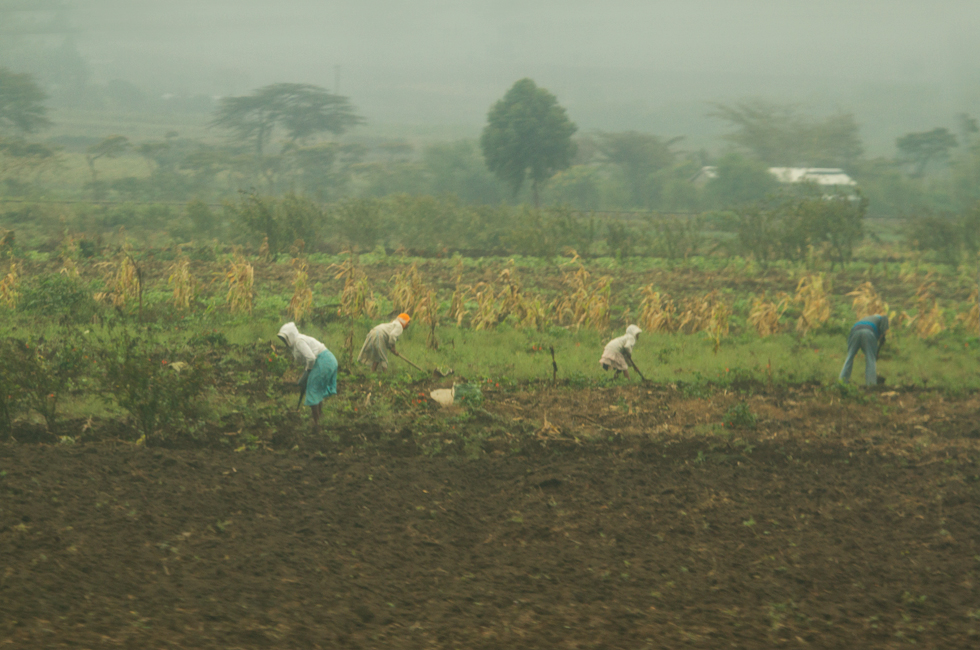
xmin=278 ymin=322 xmax=327 ymax=371
xmin=599 ymin=325 xmax=641 ymax=371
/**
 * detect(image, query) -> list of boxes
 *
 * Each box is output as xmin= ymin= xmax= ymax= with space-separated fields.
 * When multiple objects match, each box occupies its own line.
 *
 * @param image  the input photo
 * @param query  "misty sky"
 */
xmin=62 ymin=1 xmax=980 ymax=151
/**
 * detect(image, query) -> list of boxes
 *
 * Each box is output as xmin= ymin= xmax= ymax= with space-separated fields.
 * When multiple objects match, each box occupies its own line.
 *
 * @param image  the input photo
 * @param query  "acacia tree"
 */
xmin=897 ymin=127 xmax=958 ymax=178
xmin=480 ymin=78 xmax=576 ymax=207
xmin=0 ymin=67 xmax=51 ymax=135
xmin=211 ymin=83 xmax=363 ymax=158
xmin=709 ymin=100 xmax=863 ymax=168
xmin=85 ymin=135 xmax=130 ymax=198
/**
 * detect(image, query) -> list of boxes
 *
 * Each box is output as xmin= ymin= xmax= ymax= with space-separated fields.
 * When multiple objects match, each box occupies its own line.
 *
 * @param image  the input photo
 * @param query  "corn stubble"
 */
xmin=553 ymin=258 xmax=611 ymax=332
xmin=167 ymin=254 xmax=196 ymax=311
xmin=446 ymin=260 xmax=469 ymax=327
xmin=95 ymin=254 xmax=141 ymax=309
xmin=846 ymin=281 xmax=888 ymax=319
xmin=389 ymin=262 xmax=427 ymax=316
xmin=638 ymin=287 xmax=675 ymax=333
xmin=903 ymin=280 xmax=945 ymax=339
xmin=956 ymin=287 xmax=979 ymax=334
xmin=287 ymin=258 xmax=313 ymax=322
xmin=636 ymin=285 xmax=731 ymax=350
xmin=332 ymin=252 xmax=377 ymax=366
xmin=795 ymin=274 xmax=830 ymax=336
xmin=748 ymin=294 xmax=789 ymax=337
xmin=0 ymin=263 xmax=17 ymax=309
xmin=224 ymin=256 xmax=254 ymax=315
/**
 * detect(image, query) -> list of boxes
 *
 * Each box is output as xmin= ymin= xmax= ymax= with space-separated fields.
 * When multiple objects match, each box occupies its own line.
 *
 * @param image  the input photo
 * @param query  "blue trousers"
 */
xmin=839 ymin=328 xmax=879 ymax=386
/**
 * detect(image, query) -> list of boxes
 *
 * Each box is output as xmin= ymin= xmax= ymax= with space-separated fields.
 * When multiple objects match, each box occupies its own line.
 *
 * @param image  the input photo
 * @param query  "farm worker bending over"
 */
xmin=277 ymin=322 xmax=337 ymax=427
xmin=600 ymin=324 xmax=642 ymax=380
xmin=838 ymin=314 xmax=889 ymax=386
xmin=358 ymin=313 xmax=410 ymax=372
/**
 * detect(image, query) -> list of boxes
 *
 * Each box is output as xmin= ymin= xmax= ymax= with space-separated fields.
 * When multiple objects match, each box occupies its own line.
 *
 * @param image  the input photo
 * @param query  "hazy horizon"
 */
xmin=6 ymin=1 xmax=980 ymax=154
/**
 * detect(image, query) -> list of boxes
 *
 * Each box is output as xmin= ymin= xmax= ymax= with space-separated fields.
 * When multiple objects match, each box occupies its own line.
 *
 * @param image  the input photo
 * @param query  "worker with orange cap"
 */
xmin=358 ymin=313 xmax=411 ymax=372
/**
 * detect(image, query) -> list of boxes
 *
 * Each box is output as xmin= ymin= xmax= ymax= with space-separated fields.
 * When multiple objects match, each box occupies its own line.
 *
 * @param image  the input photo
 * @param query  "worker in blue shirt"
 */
xmin=839 ymin=314 xmax=889 ymax=386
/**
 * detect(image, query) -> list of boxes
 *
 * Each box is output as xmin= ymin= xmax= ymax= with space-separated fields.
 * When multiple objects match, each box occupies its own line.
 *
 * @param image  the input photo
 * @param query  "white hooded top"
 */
xmin=277 ymin=322 xmax=327 ymax=371
xmin=599 ymin=325 xmax=642 ymax=371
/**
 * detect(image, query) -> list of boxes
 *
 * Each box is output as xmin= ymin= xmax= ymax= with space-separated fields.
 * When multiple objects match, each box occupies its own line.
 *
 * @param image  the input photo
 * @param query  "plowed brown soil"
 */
xmin=2 ymin=388 xmax=980 ymax=649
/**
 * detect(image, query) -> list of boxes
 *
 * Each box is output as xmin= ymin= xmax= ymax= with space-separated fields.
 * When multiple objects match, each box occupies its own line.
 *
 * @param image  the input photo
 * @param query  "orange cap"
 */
xmin=397 ymin=313 xmax=411 ymax=326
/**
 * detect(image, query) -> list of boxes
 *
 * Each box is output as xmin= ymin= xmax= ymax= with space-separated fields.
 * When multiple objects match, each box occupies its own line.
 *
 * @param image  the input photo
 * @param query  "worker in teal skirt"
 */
xmin=839 ymin=314 xmax=889 ymax=386
xmin=277 ymin=322 xmax=337 ymax=428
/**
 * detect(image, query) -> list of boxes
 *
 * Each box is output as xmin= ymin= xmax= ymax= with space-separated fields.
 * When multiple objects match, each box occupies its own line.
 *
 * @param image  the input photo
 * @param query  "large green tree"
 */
xmin=896 ymin=127 xmax=957 ymax=178
xmin=480 ymin=78 xmax=576 ymax=206
xmin=211 ymin=83 xmax=363 ymax=158
xmin=0 ymin=67 xmax=51 ymax=135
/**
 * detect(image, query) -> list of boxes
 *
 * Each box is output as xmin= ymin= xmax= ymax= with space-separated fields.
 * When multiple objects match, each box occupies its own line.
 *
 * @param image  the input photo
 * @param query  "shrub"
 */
xmin=17 ymin=273 xmax=99 ymax=323
xmin=10 ymin=331 xmax=89 ymax=431
xmin=722 ymin=401 xmax=757 ymax=429
xmin=0 ymin=339 xmax=23 ymax=435
xmin=647 ymin=215 xmax=703 ymax=260
xmin=186 ymin=198 xmax=218 ymax=234
xmin=98 ymin=333 xmax=208 ymax=441
xmin=906 ymin=214 xmax=962 ymax=266
xmin=230 ymin=190 xmax=322 ymax=255
xmin=333 ymin=198 xmax=383 ymax=252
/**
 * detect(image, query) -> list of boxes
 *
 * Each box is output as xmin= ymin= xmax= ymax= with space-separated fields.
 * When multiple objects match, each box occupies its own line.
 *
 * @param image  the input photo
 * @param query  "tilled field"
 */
xmin=2 ymin=389 xmax=980 ymax=649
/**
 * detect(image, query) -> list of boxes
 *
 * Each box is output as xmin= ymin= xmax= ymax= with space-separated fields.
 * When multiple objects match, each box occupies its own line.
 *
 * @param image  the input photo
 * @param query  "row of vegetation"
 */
xmin=1 ymin=233 xmax=977 ymax=439
xmin=4 ymin=189 xmax=980 ymax=269
xmin=3 ymin=66 xmax=980 ymax=218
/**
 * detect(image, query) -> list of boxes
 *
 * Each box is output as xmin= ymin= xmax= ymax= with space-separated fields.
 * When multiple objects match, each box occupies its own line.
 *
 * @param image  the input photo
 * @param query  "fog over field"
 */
xmin=6 ymin=0 xmax=977 ymax=153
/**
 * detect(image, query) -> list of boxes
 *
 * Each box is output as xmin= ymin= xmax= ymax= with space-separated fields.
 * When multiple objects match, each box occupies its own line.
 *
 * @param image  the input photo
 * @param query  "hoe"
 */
xmin=393 ymin=350 xmax=454 ymax=378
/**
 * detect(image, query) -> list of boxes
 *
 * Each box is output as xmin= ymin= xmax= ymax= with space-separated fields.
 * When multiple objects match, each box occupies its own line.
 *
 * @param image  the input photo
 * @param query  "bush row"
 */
xmin=2 ymin=189 xmax=872 ymax=263
xmin=0 ymin=329 xmax=280 ymax=441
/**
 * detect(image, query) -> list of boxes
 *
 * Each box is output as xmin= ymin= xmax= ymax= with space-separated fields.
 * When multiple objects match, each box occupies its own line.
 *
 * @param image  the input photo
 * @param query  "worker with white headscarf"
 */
xmin=277 ymin=322 xmax=337 ymax=427
xmin=358 ymin=313 xmax=411 ymax=372
xmin=600 ymin=324 xmax=642 ymax=379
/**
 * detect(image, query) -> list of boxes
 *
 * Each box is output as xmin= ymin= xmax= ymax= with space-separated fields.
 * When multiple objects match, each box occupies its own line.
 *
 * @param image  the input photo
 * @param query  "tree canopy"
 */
xmin=597 ymin=131 xmax=679 ymax=208
xmin=896 ymin=127 xmax=958 ymax=178
xmin=710 ymin=100 xmax=862 ymax=169
xmin=211 ymin=83 xmax=363 ymax=157
xmin=0 ymin=67 xmax=51 ymax=135
xmin=480 ymin=78 xmax=576 ymax=206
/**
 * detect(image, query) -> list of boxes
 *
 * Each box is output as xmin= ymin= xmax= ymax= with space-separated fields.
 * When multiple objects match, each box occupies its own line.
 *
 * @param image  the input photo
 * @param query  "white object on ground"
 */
xmin=429 ymin=387 xmax=455 ymax=407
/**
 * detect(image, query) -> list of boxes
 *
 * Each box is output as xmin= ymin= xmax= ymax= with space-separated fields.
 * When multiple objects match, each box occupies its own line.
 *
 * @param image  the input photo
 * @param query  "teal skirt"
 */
xmin=305 ymin=349 xmax=338 ymax=406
